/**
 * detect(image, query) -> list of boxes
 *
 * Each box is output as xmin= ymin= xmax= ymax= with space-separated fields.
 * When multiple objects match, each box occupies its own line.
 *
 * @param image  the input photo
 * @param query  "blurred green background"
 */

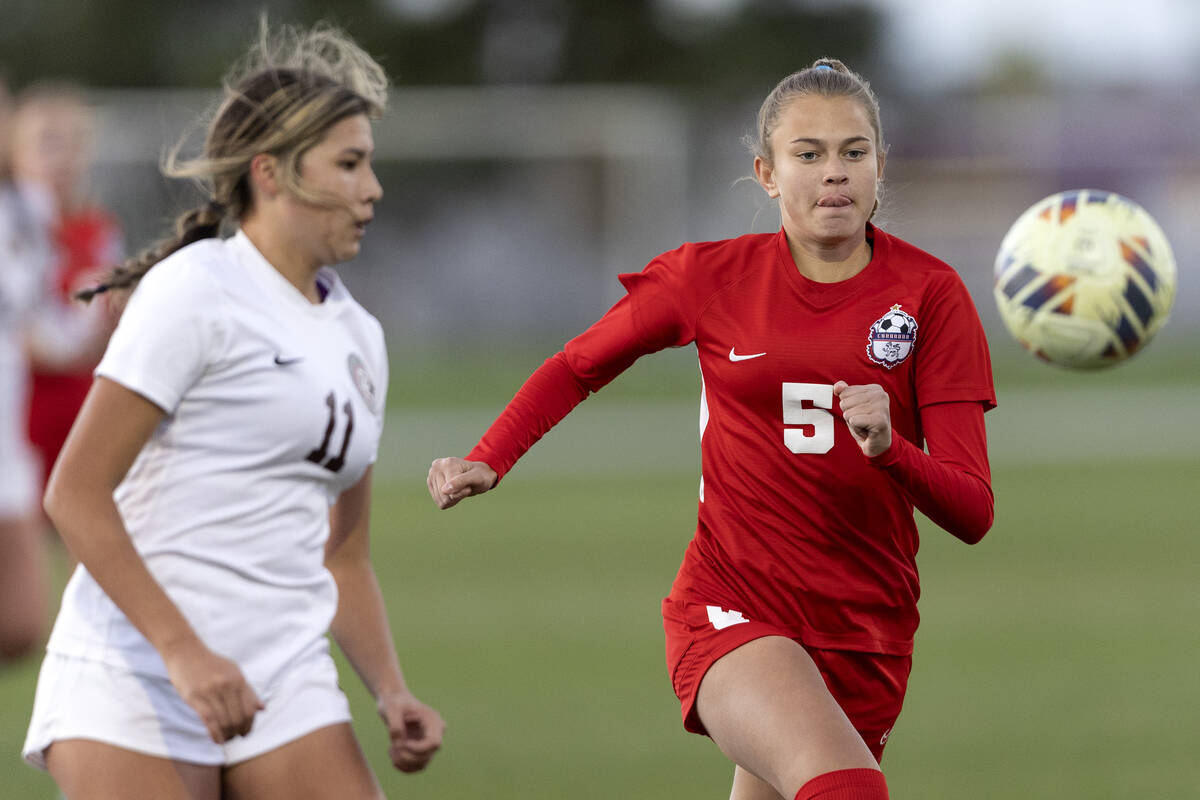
xmin=4 ymin=343 xmax=1198 ymax=799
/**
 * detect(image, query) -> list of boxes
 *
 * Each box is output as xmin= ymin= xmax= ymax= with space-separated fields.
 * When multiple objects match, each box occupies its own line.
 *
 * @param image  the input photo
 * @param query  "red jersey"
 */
xmin=470 ymin=225 xmax=996 ymax=656
xmin=27 ymin=207 xmax=122 ymax=485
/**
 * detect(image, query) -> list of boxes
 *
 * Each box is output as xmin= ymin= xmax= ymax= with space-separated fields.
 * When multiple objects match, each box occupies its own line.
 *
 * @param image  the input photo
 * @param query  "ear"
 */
xmin=753 ymin=156 xmax=779 ymax=199
xmin=877 ymin=151 xmax=887 ymax=180
xmin=248 ymin=152 xmax=282 ymax=198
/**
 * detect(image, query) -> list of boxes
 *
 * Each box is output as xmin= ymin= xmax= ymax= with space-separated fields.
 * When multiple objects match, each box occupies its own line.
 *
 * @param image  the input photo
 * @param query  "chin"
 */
xmin=811 ymin=222 xmax=862 ymax=244
xmin=333 ymin=242 xmax=361 ymax=264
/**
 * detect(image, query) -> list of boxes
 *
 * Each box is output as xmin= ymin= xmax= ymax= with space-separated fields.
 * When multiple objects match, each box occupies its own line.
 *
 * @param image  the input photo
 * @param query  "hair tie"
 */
xmin=206 ymin=199 xmax=227 ymax=216
xmin=813 ymin=64 xmax=834 ymax=71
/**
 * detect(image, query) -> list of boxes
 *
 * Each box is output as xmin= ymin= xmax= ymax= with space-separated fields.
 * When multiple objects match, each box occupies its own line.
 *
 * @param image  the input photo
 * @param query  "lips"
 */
xmin=817 ymin=195 xmax=853 ymax=208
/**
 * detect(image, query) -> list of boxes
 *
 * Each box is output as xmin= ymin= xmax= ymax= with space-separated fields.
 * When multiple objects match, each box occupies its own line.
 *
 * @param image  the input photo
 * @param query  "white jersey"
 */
xmin=0 ymin=182 xmax=54 ymax=514
xmin=45 ymin=230 xmax=388 ymax=694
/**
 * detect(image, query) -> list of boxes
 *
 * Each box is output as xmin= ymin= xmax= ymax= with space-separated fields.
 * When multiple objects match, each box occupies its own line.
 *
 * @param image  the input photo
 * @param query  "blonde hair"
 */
xmin=749 ymin=57 xmax=886 ymax=167
xmin=80 ymin=19 xmax=388 ymax=300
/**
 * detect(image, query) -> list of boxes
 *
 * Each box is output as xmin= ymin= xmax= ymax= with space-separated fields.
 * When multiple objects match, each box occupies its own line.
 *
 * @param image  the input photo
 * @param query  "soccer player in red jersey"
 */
xmin=429 ymin=58 xmax=995 ymax=800
xmin=13 ymin=84 xmax=123 ymax=501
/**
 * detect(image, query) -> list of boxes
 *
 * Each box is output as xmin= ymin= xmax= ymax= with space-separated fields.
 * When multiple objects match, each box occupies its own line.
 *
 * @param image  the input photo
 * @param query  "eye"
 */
xmin=339 ymin=159 xmax=360 ymax=171
xmin=844 ymin=149 xmax=868 ymax=160
xmin=796 ymin=151 xmax=819 ymax=161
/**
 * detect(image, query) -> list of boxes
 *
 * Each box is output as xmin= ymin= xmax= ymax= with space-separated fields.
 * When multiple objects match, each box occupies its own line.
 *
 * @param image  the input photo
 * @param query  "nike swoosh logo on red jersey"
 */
xmin=728 ymin=348 xmax=766 ymax=362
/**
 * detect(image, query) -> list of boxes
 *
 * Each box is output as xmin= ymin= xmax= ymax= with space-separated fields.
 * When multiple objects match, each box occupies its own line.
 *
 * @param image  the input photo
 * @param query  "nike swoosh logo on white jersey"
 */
xmin=728 ymin=348 xmax=766 ymax=362
xmin=273 ymin=354 xmax=304 ymax=366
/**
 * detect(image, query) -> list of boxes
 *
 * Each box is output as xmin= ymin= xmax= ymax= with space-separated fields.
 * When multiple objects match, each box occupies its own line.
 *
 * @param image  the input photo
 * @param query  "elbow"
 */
xmin=41 ymin=478 xmax=63 ymax=531
xmin=0 ymin=626 xmax=43 ymax=662
xmin=955 ymin=521 xmax=991 ymax=546
xmin=953 ymin=500 xmax=994 ymax=546
xmin=951 ymin=477 xmax=995 ymax=545
xmin=41 ymin=472 xmax=83 ymax=546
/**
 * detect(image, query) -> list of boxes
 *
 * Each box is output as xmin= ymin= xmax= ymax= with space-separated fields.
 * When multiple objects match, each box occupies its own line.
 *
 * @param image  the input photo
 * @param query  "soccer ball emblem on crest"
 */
xmin=867 ymin=305 xmax=918 ymax=368
xmin=993 ymin=189 xmax=1176 ymax=369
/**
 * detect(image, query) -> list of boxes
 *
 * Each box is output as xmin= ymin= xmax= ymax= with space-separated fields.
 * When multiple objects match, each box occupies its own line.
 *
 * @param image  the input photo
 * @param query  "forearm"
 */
xmin=328 ymin=555 xmax=408 ymax=699
xmin=467 ymin=302 xmax=661 ymax=479
xmin=46 ymin=488 xmax=202 ymax=655
xmin=867 ymin=401 xmax=994 ymax=544
xmin=467 ymin=351 xmax=591 ymax=480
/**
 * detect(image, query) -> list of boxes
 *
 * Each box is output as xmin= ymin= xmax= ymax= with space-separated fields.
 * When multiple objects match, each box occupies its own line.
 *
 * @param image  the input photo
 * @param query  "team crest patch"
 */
xmin=347 ymin=353 xmax=377 ymax=411
xmin=867 ymin=304 xmax=918 ymax=368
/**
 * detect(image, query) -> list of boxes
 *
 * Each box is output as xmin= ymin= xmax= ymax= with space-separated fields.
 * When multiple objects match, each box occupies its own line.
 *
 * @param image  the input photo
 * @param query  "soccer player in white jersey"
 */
xmin=23 ymin=22 xmax=444 ymax=799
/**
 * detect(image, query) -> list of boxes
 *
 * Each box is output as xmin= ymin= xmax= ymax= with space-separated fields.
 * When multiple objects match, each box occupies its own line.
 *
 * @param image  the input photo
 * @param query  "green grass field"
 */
xmin=3 ymin=345 xmax=1198 ymax=798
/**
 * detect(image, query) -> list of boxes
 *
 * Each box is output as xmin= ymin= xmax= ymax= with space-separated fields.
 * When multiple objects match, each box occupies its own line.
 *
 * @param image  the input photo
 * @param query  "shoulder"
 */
xmin=125 ymin=238 xmax=235 ymax=322
xmin=142 ymin=237 xmax=229 ymax=287
xmin=874 ymin=227 xmax=958 ymax=276
xmin=666 ymin=232 xmax=776 ymax=269
xmin=319 ymin=269 xmax=381 ymax=326
xmin=319 ymin=268 xmax=387 ymax=351
xmin=645 ymin=232 xmax=777 ymax=288
xmin=874 ymin=227 xmax=973 ymax=294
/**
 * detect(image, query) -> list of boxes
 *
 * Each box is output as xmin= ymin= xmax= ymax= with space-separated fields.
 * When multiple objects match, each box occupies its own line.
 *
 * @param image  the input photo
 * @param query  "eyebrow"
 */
xmin=339 ymin=147 xmax=372 ymax=158
xmin=788 ymin=136 xmax=872 ymax=146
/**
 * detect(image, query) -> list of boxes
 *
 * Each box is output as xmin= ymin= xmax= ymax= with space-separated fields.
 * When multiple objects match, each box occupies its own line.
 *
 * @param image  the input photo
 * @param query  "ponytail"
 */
xmin=76 ymin=199 xmax=226 ymax=301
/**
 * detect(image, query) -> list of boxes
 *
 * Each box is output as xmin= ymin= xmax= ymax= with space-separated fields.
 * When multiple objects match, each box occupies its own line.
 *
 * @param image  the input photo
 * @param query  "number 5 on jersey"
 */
xmin=782 ymin=382 xmax=834 ymax=454
xmin=307 ymin=391 xmax=354 ymax=472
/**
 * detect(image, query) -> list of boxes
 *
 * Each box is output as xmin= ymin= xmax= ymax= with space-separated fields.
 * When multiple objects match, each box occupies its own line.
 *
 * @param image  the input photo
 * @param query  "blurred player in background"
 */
xmin=0 ymin=75 xmax=55 ymax=664
xmin=23 ymin=22 xmax=443 ymax=799
xmin=429 ymin=59 xmax=995 ymax=800
xmin=13 ymin=82 xmax=123 ymax=525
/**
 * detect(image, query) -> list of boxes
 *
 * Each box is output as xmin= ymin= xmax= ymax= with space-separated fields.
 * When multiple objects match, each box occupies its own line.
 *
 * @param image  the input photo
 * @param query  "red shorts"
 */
xmin=662 ymin=597 xmax=912 ymax=761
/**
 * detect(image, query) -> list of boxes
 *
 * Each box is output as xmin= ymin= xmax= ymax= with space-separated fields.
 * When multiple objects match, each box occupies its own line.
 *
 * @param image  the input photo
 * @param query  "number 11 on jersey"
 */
xmin=782 ymin=382 xmax=834 ymax=454
xmin=306 ymin=391 xmax=355 ymax=472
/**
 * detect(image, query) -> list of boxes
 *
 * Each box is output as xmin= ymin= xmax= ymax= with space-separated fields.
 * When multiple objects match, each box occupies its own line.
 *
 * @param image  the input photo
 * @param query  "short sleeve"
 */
xmin=95 ymin=258 xmax=228 ymax=415
xmin=913 ymin=272 xmax=997 ymax=411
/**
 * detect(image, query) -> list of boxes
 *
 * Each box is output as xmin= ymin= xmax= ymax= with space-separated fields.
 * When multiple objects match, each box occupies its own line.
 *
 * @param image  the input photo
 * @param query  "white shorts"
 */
xmin=22 ymin=650 xmax=352 ymax=770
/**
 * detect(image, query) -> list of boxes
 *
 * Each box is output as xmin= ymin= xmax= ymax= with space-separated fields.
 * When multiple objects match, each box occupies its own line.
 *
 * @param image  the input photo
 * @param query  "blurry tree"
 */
xmin=0 ymin=0 xmax=882 ymax=94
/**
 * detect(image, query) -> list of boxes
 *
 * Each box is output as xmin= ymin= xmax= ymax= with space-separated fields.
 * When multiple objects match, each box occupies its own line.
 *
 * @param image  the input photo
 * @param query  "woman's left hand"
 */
xmin=377 ymin=690 xmax=445 ymax=773
xmin=832 ymin=381 xmax=892 ymax=457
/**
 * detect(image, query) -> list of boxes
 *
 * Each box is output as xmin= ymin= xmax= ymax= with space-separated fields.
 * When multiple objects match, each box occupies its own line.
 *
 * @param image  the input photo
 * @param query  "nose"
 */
xmin=823 ymin=162 xmax=849 ymax=184
xmin=364 ymin=166 xmax=383 ymax=204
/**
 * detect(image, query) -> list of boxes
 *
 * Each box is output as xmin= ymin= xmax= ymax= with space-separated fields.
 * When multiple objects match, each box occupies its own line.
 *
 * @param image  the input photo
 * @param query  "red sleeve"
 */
xmin=466 ymin=352 xmax=588 ymax=480
xmin=466 ymin=291 xmax=668 ymax=481
xmin=467 ymin=246 xmax=703 ymax=481
xmin=913 ymin=272 xmax=997 ymax=411
xmin=867 ymin=400 xmax=994 ymax=544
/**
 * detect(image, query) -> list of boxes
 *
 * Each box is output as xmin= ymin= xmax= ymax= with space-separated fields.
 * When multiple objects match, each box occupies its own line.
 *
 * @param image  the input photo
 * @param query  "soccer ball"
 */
xmin=993 ymin=189 xmax=1177 ymax=369
xmin=877 ymin=310 xmax=913 ymax=335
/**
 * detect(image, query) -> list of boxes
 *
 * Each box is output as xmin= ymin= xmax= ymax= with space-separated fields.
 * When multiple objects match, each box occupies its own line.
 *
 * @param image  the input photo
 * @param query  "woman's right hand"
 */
xmin=161 ymin=638 xmax=264 ymax=743
xmin=427 ymin=457 xmax=498 ymax=509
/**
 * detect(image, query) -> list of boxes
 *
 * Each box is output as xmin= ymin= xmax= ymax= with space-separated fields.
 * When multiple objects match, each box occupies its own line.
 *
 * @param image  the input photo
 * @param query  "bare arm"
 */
xmin=326 ymin=466 xmax=445 ymax=772
xmin=44 ymin=376 xmax=263 ymax=742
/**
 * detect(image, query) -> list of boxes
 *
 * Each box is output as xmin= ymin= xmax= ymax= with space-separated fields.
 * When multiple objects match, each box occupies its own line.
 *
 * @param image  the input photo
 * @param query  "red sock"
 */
xmin=794 ymin=768 xmax=888 ymax=800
